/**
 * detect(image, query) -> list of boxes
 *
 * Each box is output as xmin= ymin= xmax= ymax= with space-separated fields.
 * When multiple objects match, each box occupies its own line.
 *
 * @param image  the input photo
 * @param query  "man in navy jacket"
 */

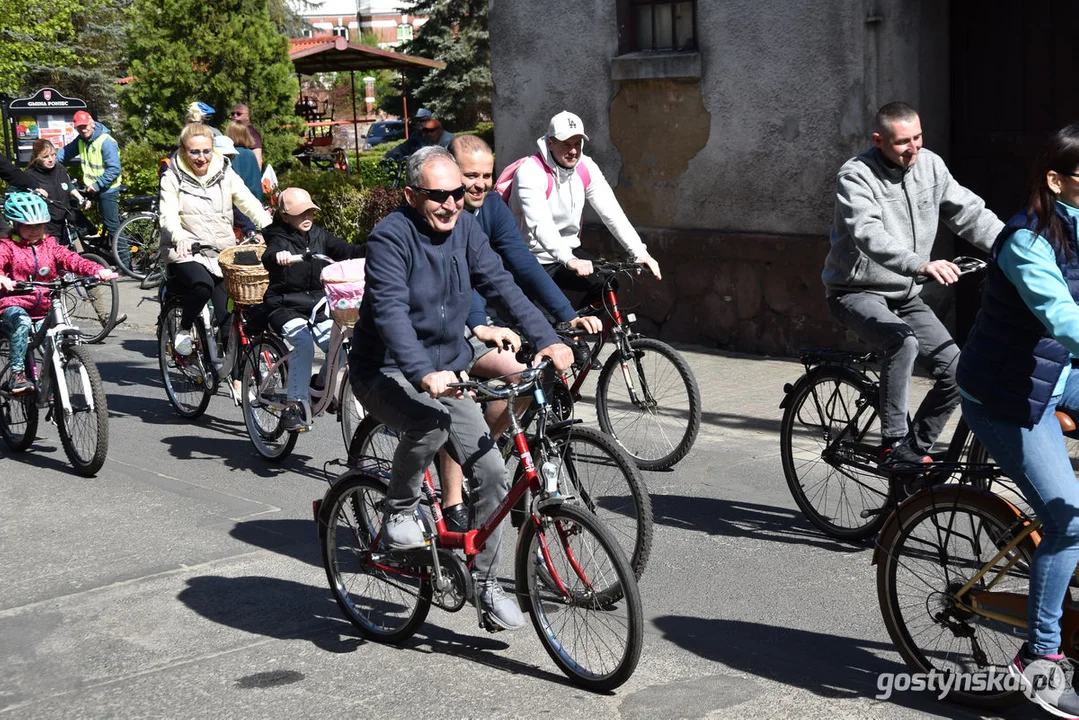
xmin=348 ymin=146 xmax=573 ymax=632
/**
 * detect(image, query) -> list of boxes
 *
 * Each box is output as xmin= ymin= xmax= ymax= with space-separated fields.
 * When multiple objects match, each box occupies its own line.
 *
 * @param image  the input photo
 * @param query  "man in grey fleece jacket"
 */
xmin=822 ymin=102 xmax=1004 ymax=466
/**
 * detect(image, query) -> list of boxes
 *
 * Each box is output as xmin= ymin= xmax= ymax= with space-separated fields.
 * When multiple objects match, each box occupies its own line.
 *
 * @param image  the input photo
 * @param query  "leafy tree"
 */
xmin=120 ymin=0 xmax=303 ymax=165
xmin=399 ymin=0 xmax=491 ymax=131
xmin=21 ymin=0 xmax=130 ymax=132
xmin=0 ymin=0 xmax=81 ymax=97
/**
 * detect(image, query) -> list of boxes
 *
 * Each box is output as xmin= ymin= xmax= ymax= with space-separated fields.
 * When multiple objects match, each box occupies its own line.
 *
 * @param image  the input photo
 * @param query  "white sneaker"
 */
xmin=382 ymin=511 xmax=428 ymax=550
xmin=173 ymin=331 xmax=194 ymax=356
xmin=477 ymin=581 xmax=526 ymax=630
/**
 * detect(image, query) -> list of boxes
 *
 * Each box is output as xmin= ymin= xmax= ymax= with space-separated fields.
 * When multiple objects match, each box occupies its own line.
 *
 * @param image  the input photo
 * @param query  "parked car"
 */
xmin=362 ymin=120 xmax=406 ymax=150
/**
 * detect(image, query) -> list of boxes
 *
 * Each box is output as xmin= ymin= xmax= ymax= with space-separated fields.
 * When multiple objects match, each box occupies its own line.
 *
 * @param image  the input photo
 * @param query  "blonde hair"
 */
xmin=178 ymin=123 xmax=215 ymax=149
xmin=29 ymin=139 xmax=57 ymax=168
xmin=185 ymin=102 xmax=210 ymax=125
xmin=226 ymin=121 xmax=255 ymax=149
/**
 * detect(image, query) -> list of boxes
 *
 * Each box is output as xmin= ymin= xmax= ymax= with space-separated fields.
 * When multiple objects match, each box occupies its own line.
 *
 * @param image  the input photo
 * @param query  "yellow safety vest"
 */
xmin=79 ymin=133 xmax=122 ymax=191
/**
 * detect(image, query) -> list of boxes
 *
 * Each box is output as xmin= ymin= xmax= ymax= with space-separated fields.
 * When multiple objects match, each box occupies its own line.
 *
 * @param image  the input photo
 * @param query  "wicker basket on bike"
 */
xmin=218 ymin=244 xmax=269 ymax=305
xmin=320 ymin=258 xmax=365 ymax=327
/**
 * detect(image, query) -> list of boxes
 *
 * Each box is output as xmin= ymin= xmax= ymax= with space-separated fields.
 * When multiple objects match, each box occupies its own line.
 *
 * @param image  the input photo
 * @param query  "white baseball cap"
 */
xmin=547 ymin=111 xmax=589 ymax=141
xmin=213 ymin=135 xmax=238 ymax=156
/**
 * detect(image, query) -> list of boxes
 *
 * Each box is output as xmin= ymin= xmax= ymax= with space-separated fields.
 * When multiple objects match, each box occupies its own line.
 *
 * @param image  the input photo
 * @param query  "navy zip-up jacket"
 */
xmin=466 ymin=192 xmax=576 ymax=328
xmin=349 ymin=206 xmax=561 ymax=386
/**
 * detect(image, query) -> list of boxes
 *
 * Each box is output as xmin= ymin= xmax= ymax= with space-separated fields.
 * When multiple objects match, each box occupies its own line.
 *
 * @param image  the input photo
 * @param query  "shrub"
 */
xmin=277 ymin=165 xmax=366 ymax=243
xmin=458 ymin=121 xmax=494 ymax=148
xmin=358 ymin=186 xmax=405 ymax=239
xmin=120 ymin=141 xmax=165 ymax=196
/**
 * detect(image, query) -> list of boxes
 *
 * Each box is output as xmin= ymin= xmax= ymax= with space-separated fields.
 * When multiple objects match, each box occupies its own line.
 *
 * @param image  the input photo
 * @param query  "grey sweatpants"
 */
xmin=352 ymin=371 xmax=508 ymax=580
xmin=827 ymin=291 xmax=960 ymax=452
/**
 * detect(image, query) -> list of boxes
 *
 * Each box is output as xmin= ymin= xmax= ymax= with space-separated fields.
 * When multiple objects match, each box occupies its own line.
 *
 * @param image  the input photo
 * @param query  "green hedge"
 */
xmin=276 ymin=165 xmax=404 ymax=244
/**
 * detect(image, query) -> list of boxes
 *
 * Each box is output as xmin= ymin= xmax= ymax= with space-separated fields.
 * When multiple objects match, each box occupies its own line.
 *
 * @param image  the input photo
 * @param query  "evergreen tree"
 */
xmin=120 ymin=0 xmax=302 ymax=164
xmin=400 ymin=0 xmax=491 ymax=131
xmin=0 ymin=0 xmax=81 ymax=97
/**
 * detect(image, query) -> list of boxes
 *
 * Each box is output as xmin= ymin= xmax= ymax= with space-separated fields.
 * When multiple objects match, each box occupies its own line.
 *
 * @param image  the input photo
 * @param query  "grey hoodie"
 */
xmin=822 ymin=147 xmax=1003 ymax=300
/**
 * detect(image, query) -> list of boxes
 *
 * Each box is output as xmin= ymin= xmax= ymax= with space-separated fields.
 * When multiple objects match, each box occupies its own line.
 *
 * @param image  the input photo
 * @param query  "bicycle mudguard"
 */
xmin=871 ymin=484 xmax=1034 ymax=567
xmin=779 ymin=364 xmax=867 ymax=409
xmin=546 ymin=417 xmax=584 ymax=434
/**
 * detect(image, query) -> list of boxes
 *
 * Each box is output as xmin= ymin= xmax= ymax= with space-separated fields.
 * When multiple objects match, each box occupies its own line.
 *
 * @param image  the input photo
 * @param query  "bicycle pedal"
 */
xmin=479 ymin=612 xmax=506 ymax=634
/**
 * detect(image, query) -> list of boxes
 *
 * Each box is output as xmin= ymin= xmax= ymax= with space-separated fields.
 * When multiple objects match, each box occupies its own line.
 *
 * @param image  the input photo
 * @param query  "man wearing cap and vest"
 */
xmin=505 ymin=110 xmax=661 ymax=308
xmin=56 ymin=110 xmax=123 ymax=239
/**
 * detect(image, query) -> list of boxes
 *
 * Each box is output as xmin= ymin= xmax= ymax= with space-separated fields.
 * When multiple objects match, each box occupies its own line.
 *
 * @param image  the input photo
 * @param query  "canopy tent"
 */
xmin=289 ymin=35 xmax=444 ymax=161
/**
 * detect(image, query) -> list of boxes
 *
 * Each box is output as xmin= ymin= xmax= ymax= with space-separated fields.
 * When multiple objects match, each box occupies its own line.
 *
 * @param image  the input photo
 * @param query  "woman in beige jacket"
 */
xmin=160 ymin=123 xmax=271 ymax=356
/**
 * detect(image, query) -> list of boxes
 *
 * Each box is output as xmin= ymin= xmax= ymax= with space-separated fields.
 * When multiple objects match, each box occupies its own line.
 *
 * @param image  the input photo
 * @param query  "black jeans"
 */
xmin=167 ymin=262 xmax=228 ymax=331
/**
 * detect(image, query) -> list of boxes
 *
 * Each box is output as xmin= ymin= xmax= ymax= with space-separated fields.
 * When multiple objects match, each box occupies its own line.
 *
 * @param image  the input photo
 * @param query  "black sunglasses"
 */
xmin=412 ymin=185 xmax=466 ymax=203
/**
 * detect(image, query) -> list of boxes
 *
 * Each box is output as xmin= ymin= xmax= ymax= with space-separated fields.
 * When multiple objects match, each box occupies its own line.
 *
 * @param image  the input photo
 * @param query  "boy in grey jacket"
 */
xmin=822 ymin=102 xmax=1004 ymax=466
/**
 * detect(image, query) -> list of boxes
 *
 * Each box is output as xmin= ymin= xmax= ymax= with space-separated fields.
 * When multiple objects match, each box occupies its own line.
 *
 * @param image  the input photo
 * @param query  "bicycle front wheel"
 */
xmin=523 ymin=424 xmax=653 ymax=579
xmin=877 ymin=488 xmax=1035 ymax=709
xmin=348 ymin=415 xmax=441 ymax=490
xmin=596 ymin=337 xmax=701 ymax=470
xmin=240 ymin=336 xmax=298 ymax=461
xmin=54 ymin=344 xmax=109 ymax=476
xmin=319 ymin=470 xmax=432 ymax=643
xmin=158 ymin=300 xmax=212 ymax=418
xmin=112 ymin=213 xmax=160 ymax=280
xmin=780 ymin=367 xmax=889 ymax=540
xmin=0 ymin=337 xmax=38 ymax=451
xmin=64 ymin=253 xmax=119 ymax=343
xmin=515 ymin=502 xmax=643 ymax=691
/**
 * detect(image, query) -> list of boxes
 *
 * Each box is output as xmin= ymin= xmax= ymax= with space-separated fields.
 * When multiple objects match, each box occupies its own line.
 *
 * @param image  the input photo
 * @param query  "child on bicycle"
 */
xmin=0 ymin=192 xmax=117 ymax=394
xmin=262 ymin=187 xmax=365 ymax=431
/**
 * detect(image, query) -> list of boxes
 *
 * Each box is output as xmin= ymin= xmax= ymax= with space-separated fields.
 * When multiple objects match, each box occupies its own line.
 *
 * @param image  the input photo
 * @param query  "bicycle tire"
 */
xmin=519 ymin=424 xmax=653 ymax=579
xmin=595 ymin=336 xmax=701 ymax=470
xmin=348 ymin=415 xmax=442 ymax=492
xmin=140 ymin=266 xmax=165 ymax=291
xmin=780 ymin=367 xmax=891 ymax=541
xmin=515 ymin=502 xmax=643 ymax=691
xmin=877 ymin=487 xmax=1035 ymax=709
xmin=240 ymin=336 xmax=298 ymax=461
xmin=319 ymin=470 xmax=432 ymax=643
xmin=112 ymin=212 xmax=160 ymax=280
xmin=157 ymin=299 xmax=212 ymax=418
xmin=338 ymin=377 xmax=365 ymax=455
xmin=0 ymin=337 xmax=38 ymax=451
xmin=54 ymin=343 xmax=109 ymax=476
xmin=64 ymin=253 xmax=118 ymax=343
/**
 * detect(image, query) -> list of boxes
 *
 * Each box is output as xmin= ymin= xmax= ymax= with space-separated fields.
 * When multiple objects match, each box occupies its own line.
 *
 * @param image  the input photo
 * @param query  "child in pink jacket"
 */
xmin=0 ymin=192 xmax=116 ymax=394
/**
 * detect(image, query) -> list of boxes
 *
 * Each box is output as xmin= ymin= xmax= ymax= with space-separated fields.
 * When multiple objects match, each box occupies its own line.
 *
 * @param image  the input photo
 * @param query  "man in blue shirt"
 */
xmin=56 ymin=111 xmax=122 ymax=239
xmin=348 ymin=146 xmax=573 ymax=632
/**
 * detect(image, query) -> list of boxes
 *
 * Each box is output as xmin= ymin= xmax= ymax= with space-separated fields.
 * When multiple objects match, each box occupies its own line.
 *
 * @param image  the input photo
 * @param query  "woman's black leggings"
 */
xmin=167 ymin=262 xmax=229 ymax=331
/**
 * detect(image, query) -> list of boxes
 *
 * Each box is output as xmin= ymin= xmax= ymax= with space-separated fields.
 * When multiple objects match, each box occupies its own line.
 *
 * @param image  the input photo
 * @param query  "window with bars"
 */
xmin=397 ymin=23 xmax=413 ymax=43
xmin=332 ymin=25 xmax=349 ymax=38
xmin=624 ymin=0 xmax=696 ymax=52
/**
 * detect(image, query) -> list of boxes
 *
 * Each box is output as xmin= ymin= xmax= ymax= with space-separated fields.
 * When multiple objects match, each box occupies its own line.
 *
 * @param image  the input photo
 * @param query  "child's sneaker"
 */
xmin=1011 ymin=642 xmax=1079 ymax=718
xmin=8 ymin=370 xmax=34 ymax=395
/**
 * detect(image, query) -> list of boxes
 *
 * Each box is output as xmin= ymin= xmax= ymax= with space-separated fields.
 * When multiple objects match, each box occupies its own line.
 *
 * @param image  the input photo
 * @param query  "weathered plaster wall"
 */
xmin=490 ymin=1 xmax=953 ymax=353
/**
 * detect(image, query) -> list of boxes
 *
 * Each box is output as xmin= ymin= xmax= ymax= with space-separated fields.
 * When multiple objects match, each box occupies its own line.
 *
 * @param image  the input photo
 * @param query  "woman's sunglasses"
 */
xmin=186 ymin=148 xmax=213 ymax=157
xmin=412 ymin=185 xmax=465 ymax=203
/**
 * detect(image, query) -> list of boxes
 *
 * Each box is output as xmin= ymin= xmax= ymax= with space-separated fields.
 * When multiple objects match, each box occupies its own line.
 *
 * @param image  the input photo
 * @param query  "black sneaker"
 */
xmin=1011 ymin=643 xmax=1079 ymax=718
xmin=8 ymin=370 xmax=34 ymax=395
xmin=281 ymin=402 xmax=307 ymax=432
xmin=878 ymin=438 xmax=932 ymax=468
xmin=443 ymin=503 xmax=469 ymax=533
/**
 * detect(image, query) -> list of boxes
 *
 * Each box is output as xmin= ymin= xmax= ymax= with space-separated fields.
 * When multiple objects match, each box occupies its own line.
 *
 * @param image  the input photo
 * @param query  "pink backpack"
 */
xmin=494 ymin=153 xmax=591 ymax=205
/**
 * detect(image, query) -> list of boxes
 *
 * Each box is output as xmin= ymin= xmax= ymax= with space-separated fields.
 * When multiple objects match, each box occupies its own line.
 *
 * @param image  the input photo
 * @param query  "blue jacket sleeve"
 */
xmin=467 ymin=290 xmax=487 ymax=330
xmin=998 ymin=228 xmax=1079 ymax=356
xmin=466 ymin=220 xmax=560 ymax=351
xmin=95 ymin=136 xmax=122 ymax=191
xmin=56 ymin=136 xmax=81 ymax=164
xmin=480 ymin=194 xmax=576 ymax=323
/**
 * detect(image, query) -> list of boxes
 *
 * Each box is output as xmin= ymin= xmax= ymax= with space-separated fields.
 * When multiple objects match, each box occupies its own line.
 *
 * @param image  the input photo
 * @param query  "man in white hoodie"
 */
xmin=509 ymin=111 xmax=661 ymax=306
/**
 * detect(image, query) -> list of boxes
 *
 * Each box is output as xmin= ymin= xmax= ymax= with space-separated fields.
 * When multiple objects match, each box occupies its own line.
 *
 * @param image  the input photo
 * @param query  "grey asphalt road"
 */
xmin=0 ymin=286 xmax=1030 ymax=719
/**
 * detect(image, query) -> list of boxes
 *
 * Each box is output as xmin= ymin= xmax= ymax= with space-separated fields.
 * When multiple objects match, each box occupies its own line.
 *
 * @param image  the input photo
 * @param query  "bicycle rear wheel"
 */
xmin=877 ymin=488 xmax=1035 ymax=709
xmin=112 ymin=212 xmax=160 ymax=280
xmin=515 ymin=502 xmax=643 ymax=691
xmin=596 ymin=337 xmax=701 ymax=470
xmin=157 ymin=300 xmax=212 ymax=418
xmin=240 ymin=336 xmax=298 ymax=461
xmin=522 ymin=424 xmax=653 ymax=579
xmin=339 ymin=378 xmax=365 ymax=455
xmin=0 ymin=337 xmax=38 ymax=451
xmin=780 ymin=367 xmax=889 ymax=540
xmin=54 ymin=344 xmax=109 ymax=476
xmin=63 ymin=253 xmax=118 ymax=343
xmin=319 ymin=470 xmax=432 ymax=643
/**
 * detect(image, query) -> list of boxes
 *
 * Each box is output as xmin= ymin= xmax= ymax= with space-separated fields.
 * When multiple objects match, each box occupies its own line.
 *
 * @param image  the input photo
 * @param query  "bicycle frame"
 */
xmin=20 ymin=284 xmax=95 ymax=416
xmin=566 ymin=282 xmax=636 ymax=401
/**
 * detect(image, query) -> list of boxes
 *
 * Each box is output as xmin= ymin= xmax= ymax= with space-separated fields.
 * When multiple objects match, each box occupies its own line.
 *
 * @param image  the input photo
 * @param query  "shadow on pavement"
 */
xmin=177 ymin=574 xmax=571 ymax=687
xmin=159 ymin=430 xmax=335 ymax=483
xmin=648 ymin=494 xmax=867 ymax=554
xmin=231 ymin=518 xmax=323 ymax=567
xmin=0 ymin=436 xmax=85 ymax=475
xmin=653 ymin=616 xmax=1025 ymax=719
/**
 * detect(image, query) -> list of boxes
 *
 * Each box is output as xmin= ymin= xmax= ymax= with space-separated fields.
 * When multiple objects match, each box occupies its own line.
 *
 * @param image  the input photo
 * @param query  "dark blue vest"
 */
xmin=957 ymin=205 xmax=1079 ymax=427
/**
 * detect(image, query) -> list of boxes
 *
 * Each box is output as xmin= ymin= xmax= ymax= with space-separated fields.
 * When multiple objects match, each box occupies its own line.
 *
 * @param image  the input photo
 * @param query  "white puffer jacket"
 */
xmin=159 ymin=151 xmax=271 ymax=275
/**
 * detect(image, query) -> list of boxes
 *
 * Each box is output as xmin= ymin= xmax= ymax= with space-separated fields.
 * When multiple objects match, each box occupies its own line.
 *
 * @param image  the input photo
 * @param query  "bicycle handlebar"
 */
xmin=10 ymin=275 xmax=104 ymax=294
xmin=914 ymin=256 xmax=987 ymax=285
xmin=286 ymin=251 xmax=333 ymax=265
xmin=447 ymin=358 xmax=552 ymax=401
xmin=591 ymin=259 xmax=644 ymax=275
